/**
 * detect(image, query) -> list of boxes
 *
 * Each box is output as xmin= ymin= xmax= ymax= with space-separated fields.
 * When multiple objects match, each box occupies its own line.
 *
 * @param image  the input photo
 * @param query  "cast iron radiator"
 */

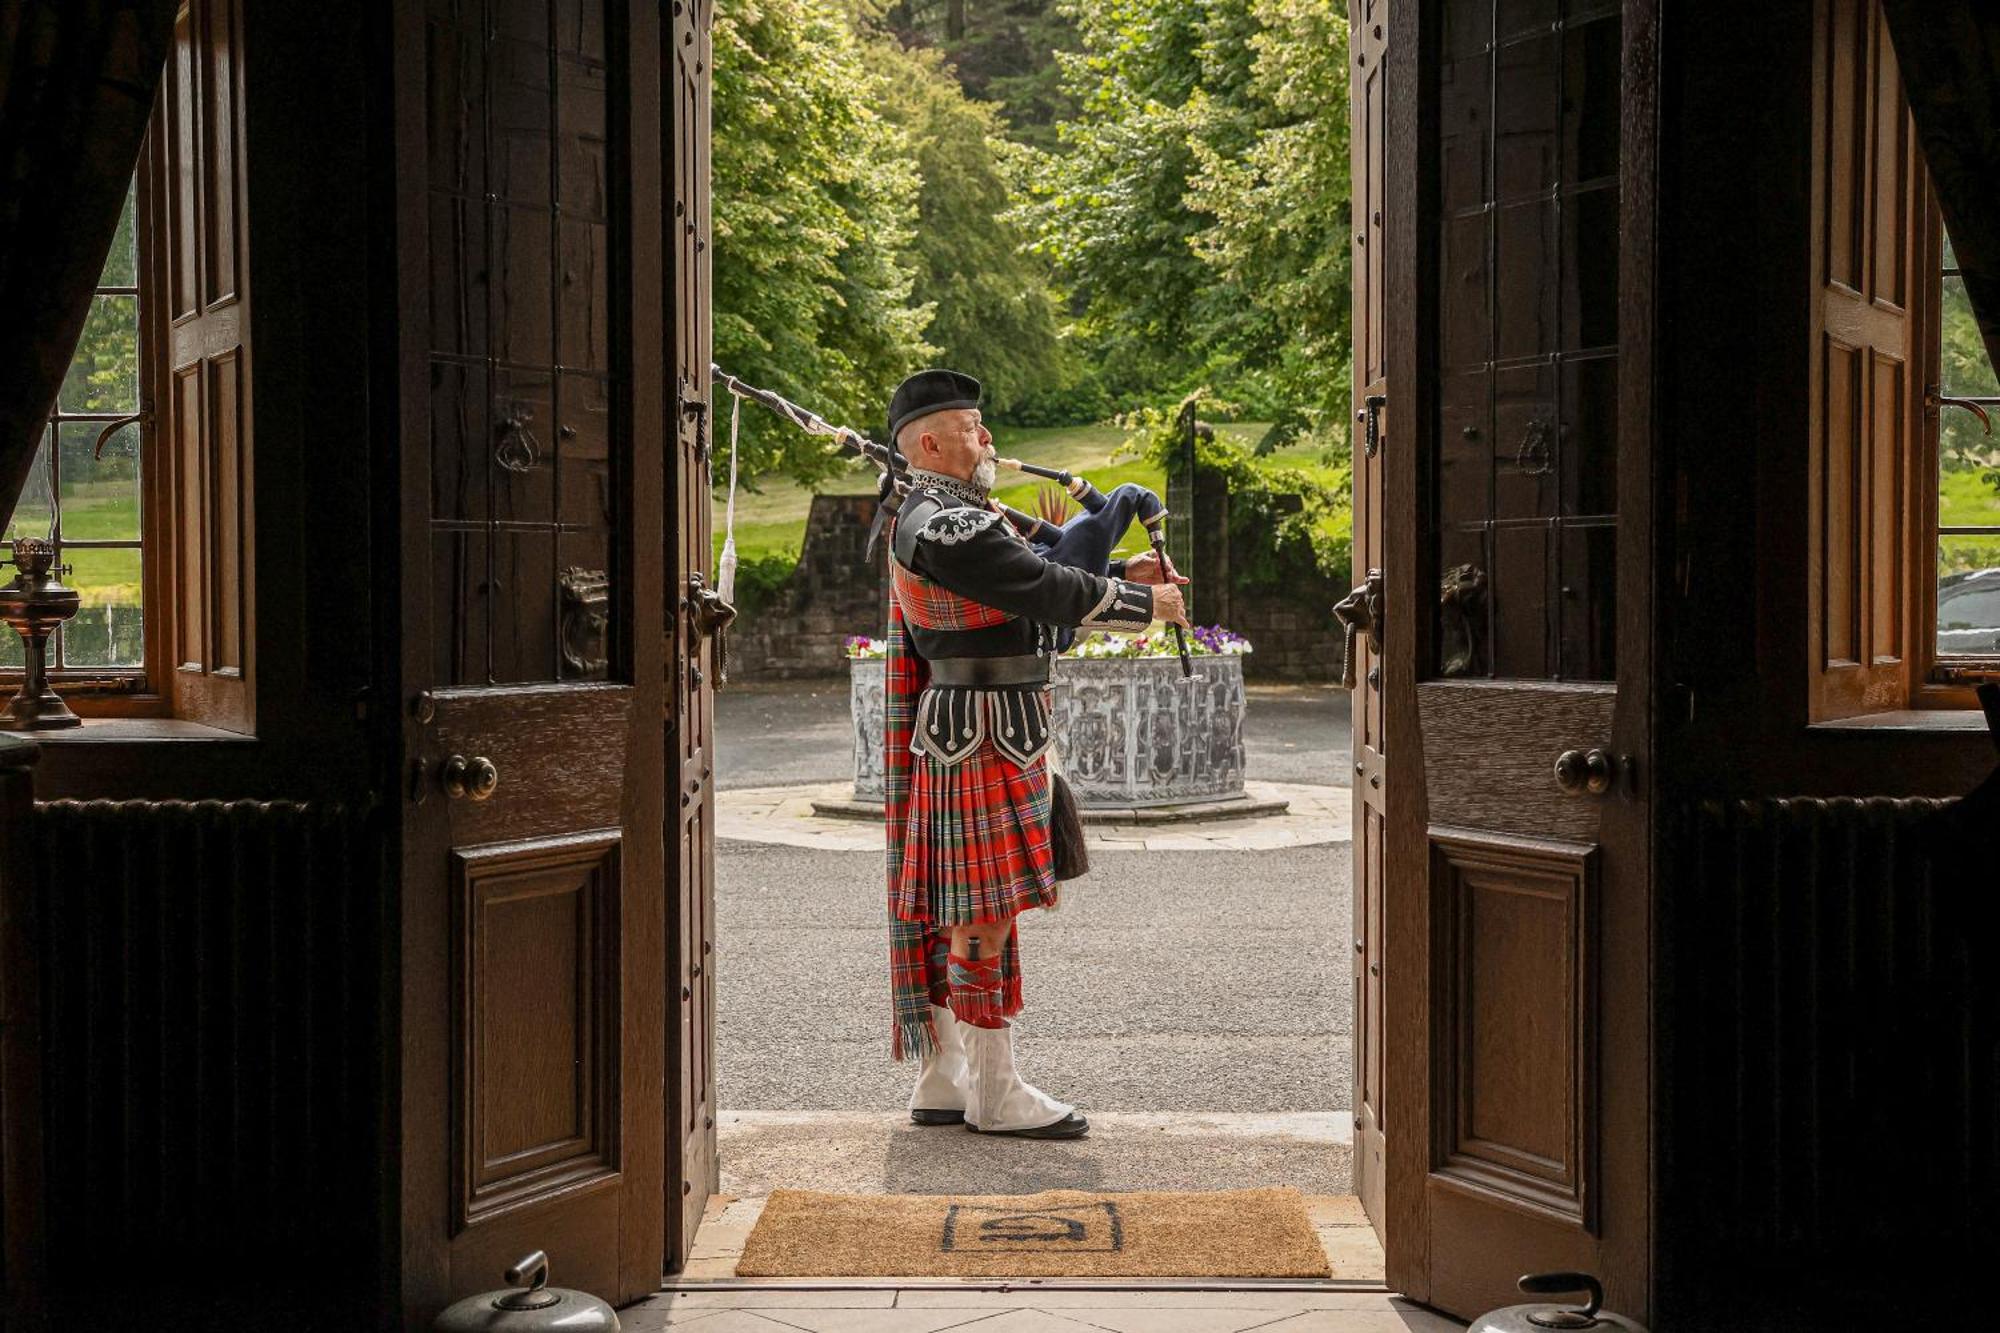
xmin=1666 ymin=795 xmax=1997 ymax=1312
xmin=32 ymin=798 xmax=385 ymax=1275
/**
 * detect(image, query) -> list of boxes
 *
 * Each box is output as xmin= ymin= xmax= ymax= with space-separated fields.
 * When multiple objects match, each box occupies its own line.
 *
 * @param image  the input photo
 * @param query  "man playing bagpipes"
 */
xmin=881 ymin=368 xmax=1190 ymax=1139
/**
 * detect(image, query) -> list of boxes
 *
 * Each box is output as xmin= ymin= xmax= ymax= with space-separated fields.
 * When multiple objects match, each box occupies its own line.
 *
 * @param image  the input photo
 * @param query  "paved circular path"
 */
xmin=717 ymin=779 xmax=1351 ymax=852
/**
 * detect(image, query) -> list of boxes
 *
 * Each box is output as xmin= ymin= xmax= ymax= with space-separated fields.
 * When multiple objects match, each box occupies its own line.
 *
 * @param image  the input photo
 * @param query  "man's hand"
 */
xmin=1125 ymin=550 xmax=1190 ymax=587
xmin=1152 ymin=583 xmax=1191 ymax=629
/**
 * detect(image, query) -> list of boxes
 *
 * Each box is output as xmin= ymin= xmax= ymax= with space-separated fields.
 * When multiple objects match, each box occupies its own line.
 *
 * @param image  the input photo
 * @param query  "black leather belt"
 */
xmin=926 ymin=654 xmax=1050 ymax=687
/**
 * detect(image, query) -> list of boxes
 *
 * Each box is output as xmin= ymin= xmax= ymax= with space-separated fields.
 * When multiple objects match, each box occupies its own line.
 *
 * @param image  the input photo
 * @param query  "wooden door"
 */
xmin=1374 ymin=0 xmax=1656 ymax=1320
xmin=397 ymin=0 xmax=668 ymax=1316
xmin=669 ymin=0 xmax=722 ymax=1267
xmin=1345 ymin=0 xmax=1390 ymax=1241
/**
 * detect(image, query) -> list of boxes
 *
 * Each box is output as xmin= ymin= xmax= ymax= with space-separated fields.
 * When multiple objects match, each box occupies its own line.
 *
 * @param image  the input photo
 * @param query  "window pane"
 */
xmin=60 ymin=546 xmax=144 ymax=668
xmin=1939 ymin=460 xmax=2000 ymax=533
xmin=1940 ymin=275 xmax=1999 ymax=400
xmin=4 ymin=433 xmax=55 ymax=541
xmin=1937 ymin=542 xmax=2000 ymax=658
xmin=58 ymin=422 xmax=142 ymax=541
xmin=57 ymin=294 xmax=140 ymax=414
xmin=100 ymin=180 xmax=138 ymax=288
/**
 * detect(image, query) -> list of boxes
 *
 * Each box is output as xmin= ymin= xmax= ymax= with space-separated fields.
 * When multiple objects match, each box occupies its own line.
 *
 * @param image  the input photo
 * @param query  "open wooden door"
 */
xmin=396 ymin=0 xmax=669 ymax=1316
xmin=1343 ymin=0 xmax=1390 ymax=1243
xmin=1369 ymin=0 xmax=1656 ymax=1320
xmin=669 ymin=0 xmax=722 ymax=1269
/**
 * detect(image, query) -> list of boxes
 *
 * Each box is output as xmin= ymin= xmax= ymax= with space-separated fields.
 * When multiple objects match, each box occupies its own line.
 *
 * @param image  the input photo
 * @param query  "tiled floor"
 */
xmin=618 ymin=1193 xmax=1450 ymax=1332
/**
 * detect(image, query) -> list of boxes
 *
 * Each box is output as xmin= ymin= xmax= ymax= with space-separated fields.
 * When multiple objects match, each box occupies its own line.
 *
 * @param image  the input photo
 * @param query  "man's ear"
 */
xmin=917 ymin=430 xmax=940 ymax=458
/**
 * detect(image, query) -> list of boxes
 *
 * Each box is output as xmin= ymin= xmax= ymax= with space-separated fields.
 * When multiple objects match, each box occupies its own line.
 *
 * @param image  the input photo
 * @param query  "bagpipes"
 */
xmin=711 ymin=364 xmax=1192 ymax=677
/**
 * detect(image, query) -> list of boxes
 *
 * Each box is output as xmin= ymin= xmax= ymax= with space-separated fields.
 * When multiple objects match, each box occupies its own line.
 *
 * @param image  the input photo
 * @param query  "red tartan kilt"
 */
xmin=891 ymin=740 xmax=1059 ymax=927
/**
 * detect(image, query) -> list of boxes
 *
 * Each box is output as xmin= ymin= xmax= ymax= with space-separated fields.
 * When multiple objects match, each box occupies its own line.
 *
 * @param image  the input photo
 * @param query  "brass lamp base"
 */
xmin=0 ymin=537 xmax=82 ymax=731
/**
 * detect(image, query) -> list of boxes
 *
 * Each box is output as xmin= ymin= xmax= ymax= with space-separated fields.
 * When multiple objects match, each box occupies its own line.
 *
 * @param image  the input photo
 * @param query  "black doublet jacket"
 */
xmin=889 ymin=472 xmax=1155 ymax=768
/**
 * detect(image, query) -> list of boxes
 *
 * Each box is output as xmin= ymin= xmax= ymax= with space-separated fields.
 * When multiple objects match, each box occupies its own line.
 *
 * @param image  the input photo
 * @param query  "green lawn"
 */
xmin=5 ymin=483 xmax=143 ymax=607
xmin=1940 ymin=465 xmax=2000 ymax=575
xmin=711 ymin=420 xmax=1337 ymax=570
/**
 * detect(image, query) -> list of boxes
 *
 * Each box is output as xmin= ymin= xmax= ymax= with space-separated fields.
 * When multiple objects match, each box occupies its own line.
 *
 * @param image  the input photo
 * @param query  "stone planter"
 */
xmin=848 ymin=654 xmax=1247 ymax=809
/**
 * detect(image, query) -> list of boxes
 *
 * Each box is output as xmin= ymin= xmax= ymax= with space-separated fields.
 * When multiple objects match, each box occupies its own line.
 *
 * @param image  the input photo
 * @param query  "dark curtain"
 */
xmin=1885 ymin=1 xmax=2000 ymax=377
xmin=0 ymin=1 xmax=177 ymax=529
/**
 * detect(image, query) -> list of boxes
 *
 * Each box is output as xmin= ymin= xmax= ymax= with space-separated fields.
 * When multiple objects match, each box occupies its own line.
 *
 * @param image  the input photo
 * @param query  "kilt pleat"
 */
xmin=891 ymin=738 xmax=1058 ymax=927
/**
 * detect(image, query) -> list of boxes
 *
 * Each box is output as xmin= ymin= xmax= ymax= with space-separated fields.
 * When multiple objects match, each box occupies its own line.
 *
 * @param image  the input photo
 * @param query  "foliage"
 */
xmin=882 ymin=0 xmax=1080 ymax=150
xmin=1017 ymin=0 xmax=1353 ymax=447
xmin=725 ymin=550 xmax=804 ymax=619
xmin=1184 ymin=0 xmax=1352 ymax=451
xmin=868 ymin=38 xmax=1065 ymax=416
xmin=711 ymin=0 xmax=935 ymax=486
xmin=1121 ymin=391 xmax=1352 ymax=588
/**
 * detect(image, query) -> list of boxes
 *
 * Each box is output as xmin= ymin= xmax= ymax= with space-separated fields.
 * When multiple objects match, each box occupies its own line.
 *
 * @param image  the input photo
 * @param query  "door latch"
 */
xmin=676 ymin=376 xmax=712 ymax=466
xmin=686 ymin=570 xmax=738 ymax=690
xmin=1333 ymin=567 xmax=1385 ymax=690
xmin=1361 ymin=393 xmax=1386 ymax=458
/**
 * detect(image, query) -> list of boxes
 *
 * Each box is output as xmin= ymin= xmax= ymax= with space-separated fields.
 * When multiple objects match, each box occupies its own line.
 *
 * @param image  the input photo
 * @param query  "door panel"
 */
xmin=1372 ymin=0 xmax=1655 ymax=1320
xmin=669 ymin=0 xmax=720 ymax=1267
xmin=400 ymin=0 xmax=667 ymax=1316
xmin=1346 ymin=0 xmax=1390 ymax=1239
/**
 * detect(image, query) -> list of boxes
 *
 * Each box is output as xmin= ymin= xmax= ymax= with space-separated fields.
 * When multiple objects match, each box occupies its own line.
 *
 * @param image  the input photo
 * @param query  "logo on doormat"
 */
xmin=939 ymin=1200 xmax=1125 ymax=1254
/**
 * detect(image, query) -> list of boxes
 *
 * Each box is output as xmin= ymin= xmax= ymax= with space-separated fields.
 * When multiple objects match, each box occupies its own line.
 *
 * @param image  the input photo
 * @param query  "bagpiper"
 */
xmin=881 ymin=368 xmax=1190 ymax=1138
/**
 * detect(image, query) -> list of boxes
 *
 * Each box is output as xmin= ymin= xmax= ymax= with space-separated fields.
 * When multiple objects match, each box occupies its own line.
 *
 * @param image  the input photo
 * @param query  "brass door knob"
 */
xmin=442 ymin=754 xmax=500 ymax=801
xmin=1553 ymin=747 xmax=1613 ymax=797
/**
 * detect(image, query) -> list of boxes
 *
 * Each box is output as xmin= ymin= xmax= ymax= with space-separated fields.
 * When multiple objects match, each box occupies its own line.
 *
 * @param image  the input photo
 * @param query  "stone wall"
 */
xmin=1232 ymin=590 xmax=1344 ymax=682
xmin=729 ymin=493 xmax=888 ymax=680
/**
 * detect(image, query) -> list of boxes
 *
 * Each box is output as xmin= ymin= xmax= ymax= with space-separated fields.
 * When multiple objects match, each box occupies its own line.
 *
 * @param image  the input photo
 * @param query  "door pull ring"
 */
xmin=442 ymin=754 xmax=500 ymax=801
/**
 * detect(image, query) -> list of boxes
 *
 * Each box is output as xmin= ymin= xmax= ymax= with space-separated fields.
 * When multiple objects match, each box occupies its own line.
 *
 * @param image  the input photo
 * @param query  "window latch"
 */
xmin=1925 ymin=386 xmax=1993 ymax=437
xmin=91 ymin=407 xmax=150 ymax=459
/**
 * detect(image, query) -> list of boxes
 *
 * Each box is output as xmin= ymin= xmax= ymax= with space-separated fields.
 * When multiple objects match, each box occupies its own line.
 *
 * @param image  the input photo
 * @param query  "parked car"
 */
xmin=1938 ymin=567 xmax=2000 ymax=655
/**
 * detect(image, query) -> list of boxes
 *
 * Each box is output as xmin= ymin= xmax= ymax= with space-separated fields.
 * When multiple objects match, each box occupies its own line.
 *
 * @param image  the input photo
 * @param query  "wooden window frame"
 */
xmin=0 ymin=0 xmax=256 ymax=732
xmin=0 ymin=140 xmax=174 ymax=719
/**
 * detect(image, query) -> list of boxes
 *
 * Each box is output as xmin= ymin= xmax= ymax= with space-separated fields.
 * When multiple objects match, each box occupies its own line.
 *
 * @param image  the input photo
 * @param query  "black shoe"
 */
xmin=910 ymin=1108 xmax=966 ymax=1126
xmin=966 ymin=1112 xmax=1089 ymax=1139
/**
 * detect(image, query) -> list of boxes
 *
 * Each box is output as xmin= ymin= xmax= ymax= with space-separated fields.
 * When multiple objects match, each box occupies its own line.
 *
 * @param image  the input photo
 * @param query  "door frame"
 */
xmin=1373 ymin=0 xmax=1661 ymax=1314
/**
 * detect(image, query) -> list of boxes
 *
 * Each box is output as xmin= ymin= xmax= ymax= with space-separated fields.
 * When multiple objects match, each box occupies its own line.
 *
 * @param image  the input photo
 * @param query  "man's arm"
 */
xmin=909 ymin=507 xmax=1154 ymax=631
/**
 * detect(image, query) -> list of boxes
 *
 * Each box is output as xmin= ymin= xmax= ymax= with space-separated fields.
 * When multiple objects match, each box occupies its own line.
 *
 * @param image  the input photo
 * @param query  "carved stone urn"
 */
xmin=0 ymin=537 xmax=83 ymax=730
xmin=849 ymin=653 xmax=1248 ymax=809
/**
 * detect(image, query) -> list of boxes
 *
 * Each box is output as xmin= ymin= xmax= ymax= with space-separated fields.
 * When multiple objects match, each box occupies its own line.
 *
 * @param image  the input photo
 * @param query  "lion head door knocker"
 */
xmin=1332 ymin=568 xmax=1385 ymax=691
xmin=558 ymin=566 xmax=611 ymax=679
xmin=1439 ymin=562 xmax=1489 ymax=677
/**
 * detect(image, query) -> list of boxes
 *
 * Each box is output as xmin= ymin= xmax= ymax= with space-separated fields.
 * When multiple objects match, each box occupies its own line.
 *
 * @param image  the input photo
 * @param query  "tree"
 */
xmin=1185 ymin=0 xmax=1352 ymax=450
xmin=711 ymin=0 xmax=935 ymax=484
xmin=869 ymin=38 xmax=1064 ymax=416
xmin=882 ymin=0 xmax=1080 ymax=150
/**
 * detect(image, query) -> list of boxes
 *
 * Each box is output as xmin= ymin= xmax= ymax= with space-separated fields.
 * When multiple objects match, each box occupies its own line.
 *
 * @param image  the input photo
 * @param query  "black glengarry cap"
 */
xmin=887 ymin=368 xmax=982 ymax=443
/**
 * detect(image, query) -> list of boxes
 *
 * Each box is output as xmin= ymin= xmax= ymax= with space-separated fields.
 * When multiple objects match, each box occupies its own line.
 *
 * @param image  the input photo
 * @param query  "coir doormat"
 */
xmin=734 ymin=1186 xmax=1331 ymax=1278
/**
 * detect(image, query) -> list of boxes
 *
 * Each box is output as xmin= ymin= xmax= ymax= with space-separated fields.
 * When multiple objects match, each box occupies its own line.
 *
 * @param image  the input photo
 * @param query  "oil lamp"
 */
xmin=0 ymin=537 xmax=82 ymax=729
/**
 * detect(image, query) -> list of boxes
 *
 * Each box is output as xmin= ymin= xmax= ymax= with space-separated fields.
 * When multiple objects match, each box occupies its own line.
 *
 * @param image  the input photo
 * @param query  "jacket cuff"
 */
xmin=1079 ymin=577 xmax=1154 ymax=632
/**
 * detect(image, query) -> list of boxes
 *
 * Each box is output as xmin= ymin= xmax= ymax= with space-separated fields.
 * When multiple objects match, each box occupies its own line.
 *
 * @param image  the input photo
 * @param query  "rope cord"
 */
xmin=717 ymin=390 xmax=742 ymax=602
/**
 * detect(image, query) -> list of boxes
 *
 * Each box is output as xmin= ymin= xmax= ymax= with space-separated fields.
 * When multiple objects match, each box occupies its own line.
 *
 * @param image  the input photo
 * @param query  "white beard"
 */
xmin=972 ymin=457 xmax=998 ymax=492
